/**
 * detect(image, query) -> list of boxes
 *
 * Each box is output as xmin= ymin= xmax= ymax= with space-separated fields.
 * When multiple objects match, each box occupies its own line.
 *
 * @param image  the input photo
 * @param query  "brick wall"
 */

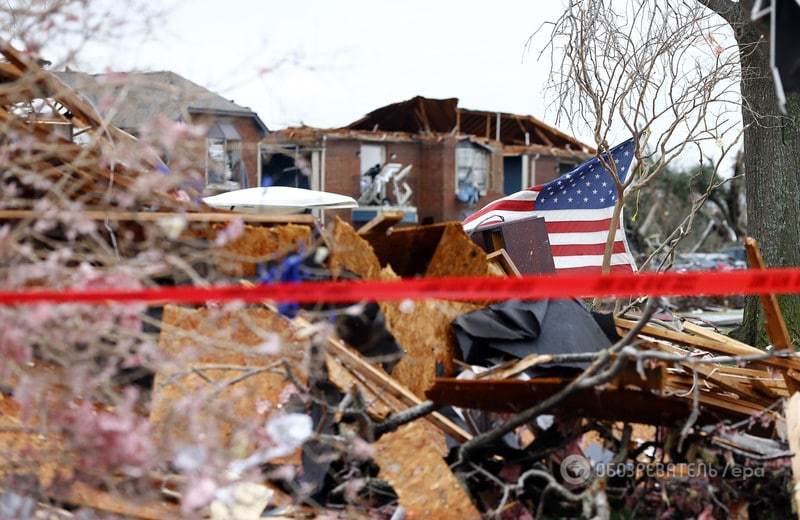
xmin=322 ymin=138 xmax=441 ymax=222
xmin=532 ymin=155 xmax=560 ymax=185
xmin=322 ymin=139 xmax=361 ymax=199
xmin=280 ymin=133 xmax=568 ymax=225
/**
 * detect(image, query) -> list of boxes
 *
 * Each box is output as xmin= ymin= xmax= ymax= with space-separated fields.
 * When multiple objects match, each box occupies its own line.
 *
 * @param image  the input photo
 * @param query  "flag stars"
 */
xmin=593 ymin=189 xmax=598 ymax=194
xmin=583 ymin=197 xmax=588 ymax=202
xmin=602 ymin=182 xmax=607 ymax=187
xmin=568 ymin=197 xmax=573 ymax=202
xmin=600 ymin=198 xmax=605 ymax=203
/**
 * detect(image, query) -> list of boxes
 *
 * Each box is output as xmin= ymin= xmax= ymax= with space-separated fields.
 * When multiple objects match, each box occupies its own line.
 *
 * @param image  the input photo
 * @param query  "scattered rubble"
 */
xmin=0 ymin=41 xmax=797 ymax=519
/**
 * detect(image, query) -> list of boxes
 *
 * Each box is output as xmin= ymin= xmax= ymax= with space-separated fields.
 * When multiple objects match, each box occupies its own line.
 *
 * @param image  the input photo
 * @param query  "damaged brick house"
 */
xmin=56 ymin=70 xmax=268 ymax=193
xmin=262 ymin=96 xmax=592 ymax=224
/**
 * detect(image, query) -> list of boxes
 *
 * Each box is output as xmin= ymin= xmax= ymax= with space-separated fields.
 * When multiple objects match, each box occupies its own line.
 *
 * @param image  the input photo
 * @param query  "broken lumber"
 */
xmin=616 ymin=317 xmax=800 ymax=373
xmin=0 ymin=209 xmax=315 ymax=225
xmin=356 ymin=210 xmax=404 ymax=235
xmin=745 ymin=237 xmax=793 ymax=350
xmin=300 ymin=317 xmax=473 ymax=443
xmin=372 ymin=422 xmax=481 ymax=519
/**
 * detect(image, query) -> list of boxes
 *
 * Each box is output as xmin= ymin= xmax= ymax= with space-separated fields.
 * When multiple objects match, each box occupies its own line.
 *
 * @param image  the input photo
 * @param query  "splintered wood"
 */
xmin=151 ymin=306 xmax=306 ymax=461
xmin=372 ymin=422 xmax=481 ymax=520
xmin=327 ymin=217 xmax=382 ymax=279
xmin=381 ymin=265 xmax=481 ymax=396
xmin=205 ymin=223 xmax=312 ymax=276
xmin=327 ymin=219 xmax=485 ymax=397
xmin=424 ymin=222 xmax=488 ymax=278
xmin=0 ymin=395 xmax=69 ymax=488
xmin=1 ymin=396 xmax=177 ymax=519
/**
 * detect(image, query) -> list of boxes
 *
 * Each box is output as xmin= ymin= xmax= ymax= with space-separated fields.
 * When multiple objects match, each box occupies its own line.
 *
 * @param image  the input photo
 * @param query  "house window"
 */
xmin=456 ymin=141 xmax=489 ymax=202
xmin=260 ymin=151 xmax=310 ymax=189
xmin=359 ymin=143 xmax=386 ymax=194
xmin=206 ymin=123 xmax=245 ymax=191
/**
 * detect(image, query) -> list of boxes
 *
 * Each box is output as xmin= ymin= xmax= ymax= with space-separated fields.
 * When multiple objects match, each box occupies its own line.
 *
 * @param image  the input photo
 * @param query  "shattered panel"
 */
xmin=380 ymin=266 xmax=481 ymax=397
xmin=327 ymin=218 xmax=382 ymax=279
xmin=372 ymin=422 xmax=481 ymax=519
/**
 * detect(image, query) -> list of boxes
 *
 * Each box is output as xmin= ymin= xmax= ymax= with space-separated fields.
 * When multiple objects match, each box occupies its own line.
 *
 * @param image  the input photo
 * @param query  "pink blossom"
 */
xmin=0 ymin=327 xmax=32 ymax=368
xmin=56 ymin=387 xmax=155 ymax=475
xmin=182 ymin=477 xmax=218 ymax=512
xmin=349 ymin=437 xmax=374 ymax=461
xmin=214 ymin=218 xmax=245 ymax=246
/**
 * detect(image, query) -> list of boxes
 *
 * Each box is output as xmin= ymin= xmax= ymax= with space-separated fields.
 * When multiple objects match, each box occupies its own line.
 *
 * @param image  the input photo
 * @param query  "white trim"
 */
xmin=521 ymin=154 xmax=529 ymax=191
xmin=256 ymin=142 xmax=262 ymax=187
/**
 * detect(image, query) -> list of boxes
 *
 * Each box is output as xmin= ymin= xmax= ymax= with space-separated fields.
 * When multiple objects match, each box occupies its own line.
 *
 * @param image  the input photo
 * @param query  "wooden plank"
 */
xmin=616 ymin=318 xmax=800 ymax=372
xmin=328 ymin=217 xmax=383 ymax=279
xmin=486 ymin=248 xmax=522 ymax=277
xmin=356 ymin=210 xmax=404 ymax=235
xmin=532 ymin=125 xmax=554 ymax=146
xmin=693 ymin=391 xmax=769 ymax=417
xmin=0 ymin=209 xmax=315 ymax=225
xmin=372 ymin=422 xmax=481 ymax=519
xmin=0 ymin=39 xmax=140 ymax=151
xmin=424 ymin=222 xmax=488 ymax=278
xmin=153 ymin=306 xmax=307 ymax=464
xmin=293 ymin=316 xmax=473 ymax=443
xmin=379 ymin=265 xmax=482 ymax=395
xmin=426 ymin=379 xmax=708 ymax=425
xmin=745 ymin=237 xmax=793 ymax=350
xmin=784 ymin=392 xmax=800 ymax=519
xmin=749 ymin=377 xmax=785 ymax=399
xmin=646 ymin=339 xmax=765 ymax=401
xmin=474 ymin=353 xmax=554 ymax=380
xmin=0 ymin=60 xmax=22 ymax=80
xmin=53 ymin=482 xmax=179 ymax=520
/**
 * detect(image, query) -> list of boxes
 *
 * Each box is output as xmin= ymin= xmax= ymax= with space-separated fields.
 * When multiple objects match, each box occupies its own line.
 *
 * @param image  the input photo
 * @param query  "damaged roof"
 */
xmin=346 ymin=95 xmax=593 ymax=153
xmin=54 ymin=70 xmax=268 ymax=134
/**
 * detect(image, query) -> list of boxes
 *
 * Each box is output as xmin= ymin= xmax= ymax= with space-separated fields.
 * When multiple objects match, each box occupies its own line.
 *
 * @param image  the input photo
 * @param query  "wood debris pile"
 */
xmin=0 ymin=42 xmax=798 ymax=519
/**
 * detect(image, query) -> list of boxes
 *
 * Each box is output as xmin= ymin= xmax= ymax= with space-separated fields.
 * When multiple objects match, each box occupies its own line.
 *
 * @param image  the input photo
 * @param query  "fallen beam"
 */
xmin=0 ymin=209 xmax=315 ymax=225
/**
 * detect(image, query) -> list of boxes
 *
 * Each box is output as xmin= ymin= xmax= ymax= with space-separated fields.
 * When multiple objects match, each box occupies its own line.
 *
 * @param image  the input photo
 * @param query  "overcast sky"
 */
xmin=67 ymin=0 xmax=739 ymax=172
xmin=77 ymin=1 xmax=577 ymax=131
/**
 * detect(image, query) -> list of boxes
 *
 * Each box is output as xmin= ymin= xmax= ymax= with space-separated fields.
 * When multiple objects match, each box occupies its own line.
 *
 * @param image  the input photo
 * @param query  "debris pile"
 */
xmin=0 ymin=42 xmax=797 ymax=519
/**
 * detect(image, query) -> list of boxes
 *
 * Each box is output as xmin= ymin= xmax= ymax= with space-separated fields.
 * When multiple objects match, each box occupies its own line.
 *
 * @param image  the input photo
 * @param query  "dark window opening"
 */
xmin=503 ymin=156 xmax=522 ymax=195
xmin=261 ymin=153 xmax=310 ymax=189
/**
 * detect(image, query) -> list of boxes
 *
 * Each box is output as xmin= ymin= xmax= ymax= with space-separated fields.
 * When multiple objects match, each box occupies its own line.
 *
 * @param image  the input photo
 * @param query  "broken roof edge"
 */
xmin=264 ymin=126 xmax=591 ymax=160
xmin=457 ymin=106 xmax=595 ymax=155
xmin=342 ymin=95 xmax=595 ymax=154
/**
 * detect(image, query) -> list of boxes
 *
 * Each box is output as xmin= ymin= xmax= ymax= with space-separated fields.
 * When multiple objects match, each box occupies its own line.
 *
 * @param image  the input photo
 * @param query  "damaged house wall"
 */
xmin=264 ymin=96 xmax=590 ymax=224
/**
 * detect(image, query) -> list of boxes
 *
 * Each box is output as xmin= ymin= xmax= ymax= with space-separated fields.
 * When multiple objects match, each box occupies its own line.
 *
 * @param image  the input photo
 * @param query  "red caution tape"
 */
xmin=2 ymin=268 xmax=800 ymax=305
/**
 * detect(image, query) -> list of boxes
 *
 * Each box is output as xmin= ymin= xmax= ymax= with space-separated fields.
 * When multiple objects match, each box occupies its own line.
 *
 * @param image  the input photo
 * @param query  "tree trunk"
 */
xmin=732 ymin=22 xmax=800 ymax=347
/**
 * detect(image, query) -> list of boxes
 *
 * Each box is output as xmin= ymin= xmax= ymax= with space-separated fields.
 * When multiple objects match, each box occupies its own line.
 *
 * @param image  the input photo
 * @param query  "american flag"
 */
xmin=463 ymin=139 xmax=637 ymax=274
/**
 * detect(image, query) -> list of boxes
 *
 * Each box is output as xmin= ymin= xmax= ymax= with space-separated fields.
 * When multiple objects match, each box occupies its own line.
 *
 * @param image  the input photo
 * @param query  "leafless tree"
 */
xmin=537 ymin=0 xmax=744 ymax=272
